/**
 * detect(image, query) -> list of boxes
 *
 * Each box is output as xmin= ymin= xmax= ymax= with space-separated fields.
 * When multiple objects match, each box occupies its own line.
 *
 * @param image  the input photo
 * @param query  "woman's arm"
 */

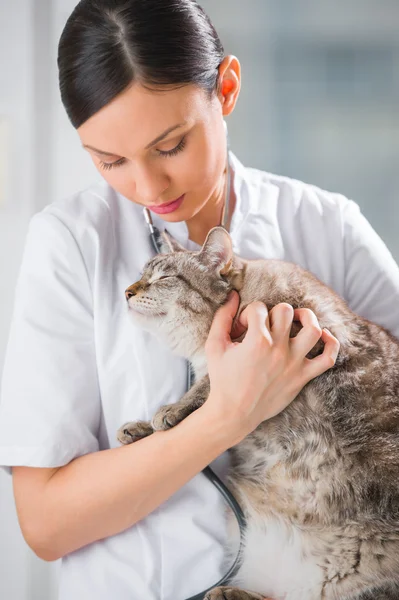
xmin=13 ymin=401 xmax=242 ymax=562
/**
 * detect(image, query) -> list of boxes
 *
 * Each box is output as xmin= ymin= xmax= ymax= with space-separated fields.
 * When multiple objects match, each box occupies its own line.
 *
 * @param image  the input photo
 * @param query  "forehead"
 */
xmin=77 ymin=82 xmax=210 ymax=157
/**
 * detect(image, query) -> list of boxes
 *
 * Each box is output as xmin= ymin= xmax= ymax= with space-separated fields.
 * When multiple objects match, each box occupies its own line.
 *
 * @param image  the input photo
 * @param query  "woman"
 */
xmin=0 ymin=1 xmax=398 ymax=599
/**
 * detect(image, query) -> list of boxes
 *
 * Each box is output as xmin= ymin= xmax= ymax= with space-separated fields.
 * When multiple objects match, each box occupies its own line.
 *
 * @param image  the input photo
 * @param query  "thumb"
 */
xmin=206 ymin=290 xmax=239 ymax=356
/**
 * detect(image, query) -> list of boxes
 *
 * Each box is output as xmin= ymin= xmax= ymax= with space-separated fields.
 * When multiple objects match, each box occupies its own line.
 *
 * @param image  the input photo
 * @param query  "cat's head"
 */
xmin=125 ymin=226 xmax=244 ymax=358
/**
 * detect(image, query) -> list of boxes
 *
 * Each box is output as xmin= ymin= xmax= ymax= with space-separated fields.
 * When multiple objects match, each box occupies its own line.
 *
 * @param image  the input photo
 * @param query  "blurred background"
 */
xmin=0 ymin=0 xmax=398 ymax=598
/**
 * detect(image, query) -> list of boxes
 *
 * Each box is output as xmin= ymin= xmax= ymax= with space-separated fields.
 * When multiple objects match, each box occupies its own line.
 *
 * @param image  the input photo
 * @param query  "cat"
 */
xmin=118 ymin=226 xmax=399 ymax=600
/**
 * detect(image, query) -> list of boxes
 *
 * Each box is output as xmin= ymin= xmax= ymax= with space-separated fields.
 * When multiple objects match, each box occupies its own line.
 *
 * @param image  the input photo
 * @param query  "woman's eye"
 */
xmin=99 ymin=157 xmax=126 ymax=171
xmin=157 ymin=136 xmax=187 ymax=158
xmin=98 ymin=135 xmax=187 ymax=171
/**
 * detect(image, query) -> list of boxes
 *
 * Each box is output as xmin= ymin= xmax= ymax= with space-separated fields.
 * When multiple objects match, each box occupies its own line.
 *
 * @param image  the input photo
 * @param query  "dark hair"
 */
xmin=58 ymin=0 xmax=225 ymax=128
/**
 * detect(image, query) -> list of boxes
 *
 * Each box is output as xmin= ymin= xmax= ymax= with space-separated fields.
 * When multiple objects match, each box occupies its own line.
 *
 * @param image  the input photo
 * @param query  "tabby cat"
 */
xmin=118 ymin=226 xmax=399 ymax=600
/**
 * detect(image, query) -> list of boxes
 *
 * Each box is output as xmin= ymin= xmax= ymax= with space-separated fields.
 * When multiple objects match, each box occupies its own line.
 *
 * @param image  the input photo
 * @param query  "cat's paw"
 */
xmin=204 ymin=587 xmax=265 ymax=600
xmin=117 ymin=420 xmax=154 ymax=445
xmin=151 ymin=403 xmax=193 ymax=431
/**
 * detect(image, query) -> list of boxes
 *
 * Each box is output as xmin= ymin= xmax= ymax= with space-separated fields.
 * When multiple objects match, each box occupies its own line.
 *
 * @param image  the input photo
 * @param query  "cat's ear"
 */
xmin=199 ymin=226 xmax=233 ymax=275
xmin=158 ymin=229 xmax=186 ymax=254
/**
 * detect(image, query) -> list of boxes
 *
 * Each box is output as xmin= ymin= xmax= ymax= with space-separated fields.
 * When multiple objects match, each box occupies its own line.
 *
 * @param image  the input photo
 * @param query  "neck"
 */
xmin=185 ymin=165 xmax=234 ymax=246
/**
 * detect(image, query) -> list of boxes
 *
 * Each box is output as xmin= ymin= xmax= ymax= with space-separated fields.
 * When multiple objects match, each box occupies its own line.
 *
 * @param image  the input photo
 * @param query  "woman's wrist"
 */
xmin=196 ymin=395 xmax=248 ymax=449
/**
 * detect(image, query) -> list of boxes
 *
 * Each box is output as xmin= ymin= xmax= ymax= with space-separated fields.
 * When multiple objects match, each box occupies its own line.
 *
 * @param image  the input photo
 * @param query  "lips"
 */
xmin=149 ymin=195 xmax=183 ymax=209
xmin=148 ymin=194 xmax=185 ymax=215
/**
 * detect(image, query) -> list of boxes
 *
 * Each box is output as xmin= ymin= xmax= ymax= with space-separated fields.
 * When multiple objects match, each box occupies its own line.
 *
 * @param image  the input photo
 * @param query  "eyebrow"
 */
xmin=82 ymin=122 xmax=186 ymax=157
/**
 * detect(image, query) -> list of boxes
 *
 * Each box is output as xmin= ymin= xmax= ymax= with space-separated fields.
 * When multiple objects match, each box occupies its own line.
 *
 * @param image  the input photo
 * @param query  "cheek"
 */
xmin=198 ymin=126 xmax=226 ymax=187
xmin=106 ymin=171 xmax=137 ymax=199
xmin=92 ymin=161 xmax=130 ymax=196
xmin=179 ymin=138 xmax=225 ymax=196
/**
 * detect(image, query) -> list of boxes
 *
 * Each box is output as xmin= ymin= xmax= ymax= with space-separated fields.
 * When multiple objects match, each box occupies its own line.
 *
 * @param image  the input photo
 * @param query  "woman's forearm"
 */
xmin=38 ymin=403 xmax=241 ymax=561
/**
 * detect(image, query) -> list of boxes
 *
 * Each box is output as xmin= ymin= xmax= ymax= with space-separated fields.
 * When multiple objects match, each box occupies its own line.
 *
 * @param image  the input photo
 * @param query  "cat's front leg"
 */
xmin=116 ymin=419 xmax=154 ymax=445
xmin=151 ymin=374 xmax=210 ymax=431
xmin=204 ymin=586 xmax=265 ymax=600
xmin=117 ymin=374 xmax=210 ymax=444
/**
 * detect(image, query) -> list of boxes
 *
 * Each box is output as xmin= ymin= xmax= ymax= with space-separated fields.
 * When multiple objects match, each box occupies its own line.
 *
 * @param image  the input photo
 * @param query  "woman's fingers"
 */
xmin=205 ymin=297 xmax=341 ymax=435
xmin=207 ymin=297 xmax=340 ymax=386
xmin=289 ymin=308 xmax=340 ymax=377
xmin=290 ymin=308 xmax=323 ymax=353
xmin=268 ymin=303 xmax=295 ymax=345
xmin=239 ymin=302 xmax=273 ymax=347
xmin=303 ymin=328 xmax=340 ymax=380
xmin=205 ymin=290 xmax=239 ymax=356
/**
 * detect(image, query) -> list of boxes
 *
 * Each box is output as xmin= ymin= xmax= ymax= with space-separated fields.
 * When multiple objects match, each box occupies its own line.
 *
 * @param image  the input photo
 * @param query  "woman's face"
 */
xmin=77 ymin=81 xmax=234 ymax=223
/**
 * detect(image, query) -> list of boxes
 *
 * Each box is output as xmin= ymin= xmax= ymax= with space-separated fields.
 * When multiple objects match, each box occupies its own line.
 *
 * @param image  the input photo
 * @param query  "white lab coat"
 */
xmin=1 ymin=152 xmax=399 ymax=600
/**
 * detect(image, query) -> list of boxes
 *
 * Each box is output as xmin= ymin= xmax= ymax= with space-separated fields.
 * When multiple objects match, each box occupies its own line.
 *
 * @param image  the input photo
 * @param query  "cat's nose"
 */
xmin=126 ymin=281 xmax=143 ymax=300
xmin=125 ymin=283 xmax=140 ymax=300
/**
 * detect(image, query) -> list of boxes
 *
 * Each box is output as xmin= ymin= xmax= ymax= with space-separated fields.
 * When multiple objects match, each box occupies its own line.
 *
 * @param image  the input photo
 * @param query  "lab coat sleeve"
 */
xmin=0 ymin=211 xmax=101 ymax=476
xmin=341 ymin=199 xmax=399 ymax=340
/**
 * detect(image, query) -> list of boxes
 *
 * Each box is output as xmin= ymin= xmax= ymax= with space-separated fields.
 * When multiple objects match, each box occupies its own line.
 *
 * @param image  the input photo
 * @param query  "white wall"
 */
xmin=0 ymin=1 xmax=39 ymax=597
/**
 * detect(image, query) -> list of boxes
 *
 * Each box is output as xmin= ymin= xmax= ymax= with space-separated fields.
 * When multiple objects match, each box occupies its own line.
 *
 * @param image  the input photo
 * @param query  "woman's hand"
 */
xmin=204 ymin=290 xmax=340 ymax=439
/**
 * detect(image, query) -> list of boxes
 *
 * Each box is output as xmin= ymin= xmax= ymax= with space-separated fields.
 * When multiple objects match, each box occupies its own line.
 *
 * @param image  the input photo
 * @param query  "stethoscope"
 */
xmin=142 ymin=122 xmax=247 ymax=599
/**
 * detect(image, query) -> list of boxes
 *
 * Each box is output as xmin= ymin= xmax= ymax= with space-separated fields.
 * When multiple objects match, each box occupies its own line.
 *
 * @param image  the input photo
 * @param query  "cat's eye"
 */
xmin=157 ymin=275 xmax=172 ymax=281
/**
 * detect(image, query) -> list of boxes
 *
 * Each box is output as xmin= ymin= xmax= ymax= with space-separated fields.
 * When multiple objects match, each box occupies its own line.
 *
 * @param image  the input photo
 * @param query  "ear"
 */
xmin=199 ymin=226 xmax=233 ymax=275
xmin=158 ymin=229 xmax=186 ymax=254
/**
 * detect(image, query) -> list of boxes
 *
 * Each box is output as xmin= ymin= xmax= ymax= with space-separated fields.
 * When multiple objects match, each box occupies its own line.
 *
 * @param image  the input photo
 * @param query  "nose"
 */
xmin=125 ymin=282 xmax=141 ymax=300
xmin=133 ymin=162 xmax=169 ymax=204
